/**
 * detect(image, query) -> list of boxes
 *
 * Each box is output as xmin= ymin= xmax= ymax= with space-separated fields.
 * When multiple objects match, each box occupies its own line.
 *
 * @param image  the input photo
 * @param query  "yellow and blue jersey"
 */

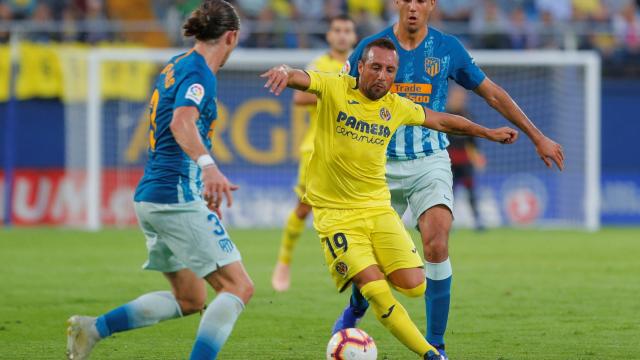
xmin=134 ymin=50 xmax=218 ymax=204
xmin=347 ymin=26 xmax=486 ymax=161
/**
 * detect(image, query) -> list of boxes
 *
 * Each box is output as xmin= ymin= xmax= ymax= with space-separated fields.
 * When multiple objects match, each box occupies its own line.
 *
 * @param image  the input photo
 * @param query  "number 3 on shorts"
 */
xmin=324 ymin=233 xmax=348 ymax=259
xmin=207 ymin=214 xmax=225 ymax=236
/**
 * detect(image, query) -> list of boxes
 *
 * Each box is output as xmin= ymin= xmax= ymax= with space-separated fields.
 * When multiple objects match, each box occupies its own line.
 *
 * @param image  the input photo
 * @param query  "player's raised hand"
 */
xmin=261 ymin=64 xmax=291 ymax=96
xmin=201 ymin=165 xmax=239 ymax=219
xmin=535 ymin=136 xmax=565 ymax=171
xmin=486 ymin=127 xmax=519 ymax=144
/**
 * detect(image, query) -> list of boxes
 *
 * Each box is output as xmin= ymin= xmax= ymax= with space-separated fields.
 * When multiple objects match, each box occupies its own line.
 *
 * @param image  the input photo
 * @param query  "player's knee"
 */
xmin=426 ymin=237 xmax=448 ymax=257
xmin=296 ymin=202 xmax=312 ymax=218
xmin=227 ymin=275 xmax=254 ymax=305
xmin=388 ymin=268 xmax=425 ymax=296
xmin=176 ymin=295 xmax=206 ymax=315
xmin=392 ymin=281 xmax=426 ymax=298
xmin=420 ymin=222 xmax=450 ymax=259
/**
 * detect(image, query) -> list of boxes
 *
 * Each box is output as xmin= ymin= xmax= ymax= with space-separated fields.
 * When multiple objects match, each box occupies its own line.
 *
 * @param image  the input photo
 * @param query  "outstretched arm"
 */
xmin=423 ymin=107 xmax=519 ymax=144
xmin=261 ymin=65 xmax=311 ymax=96
xmin=474 ymin=78 xmax=565 ymax=170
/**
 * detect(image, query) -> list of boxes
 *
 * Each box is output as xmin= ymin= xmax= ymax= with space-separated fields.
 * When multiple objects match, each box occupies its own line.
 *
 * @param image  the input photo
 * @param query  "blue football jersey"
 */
xmin=134 ymin=50 xmax=218 ymax=204
xmin=347 ymin=26 xmax=486 ymax=160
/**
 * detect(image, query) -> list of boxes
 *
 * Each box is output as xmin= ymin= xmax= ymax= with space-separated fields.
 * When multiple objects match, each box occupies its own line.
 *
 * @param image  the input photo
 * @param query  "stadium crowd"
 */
xmin=1 ymin=0 xmax=639 ymax=70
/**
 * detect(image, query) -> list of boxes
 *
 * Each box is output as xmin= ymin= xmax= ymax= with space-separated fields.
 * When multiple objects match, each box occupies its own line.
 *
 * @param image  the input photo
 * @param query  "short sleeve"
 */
xmin=305 ymin=70 xmax=340 ymax=98
xmin=174 ymin=71 xmax=210 ymax=111
xmin=449 ymin=36 xmax=486 ymax=90
xmin=397 ymin=97 xmax=426 ymax=127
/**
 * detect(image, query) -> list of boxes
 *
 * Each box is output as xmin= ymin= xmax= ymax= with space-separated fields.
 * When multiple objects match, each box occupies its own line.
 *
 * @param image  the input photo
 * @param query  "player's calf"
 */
xmin=190 ymin=261 xmax=254 ymax=359
xmin=357 ymin=278 xmax=440 ymax=358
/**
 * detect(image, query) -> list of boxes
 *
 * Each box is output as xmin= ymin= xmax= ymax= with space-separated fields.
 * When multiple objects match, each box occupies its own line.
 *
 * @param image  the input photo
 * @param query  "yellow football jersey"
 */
xmin=302 ymin=71 xmax=426 ymax=209
xmin=299 ymin=54 xmax=347 ymax=154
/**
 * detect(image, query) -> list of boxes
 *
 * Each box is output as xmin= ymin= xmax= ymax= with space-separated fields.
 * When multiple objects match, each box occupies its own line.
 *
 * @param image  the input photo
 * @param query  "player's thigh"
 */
xmin=134 ymin=202 xmax=187 ymax=274
xmin=407 ymin=153 xmax=454 ymax=222
xmin=385 ymin=160 xmax=409 ymax=216
xmin=145 ymin=201 xmax=242 ymax=279
xmin=204 ymin=261 xmax=254 ymax=304
xmin=163 ymin=269 xmax=207 ymax=315
xmin=313 ymin=208 xmax=378 ymax=292
xmin=369 ymin=208 xmax=423 ymax=278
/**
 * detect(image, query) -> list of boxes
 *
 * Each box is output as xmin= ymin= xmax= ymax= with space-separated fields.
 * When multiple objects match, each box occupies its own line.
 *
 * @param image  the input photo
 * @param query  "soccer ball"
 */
xmin=326 ymin=328 xmax=377 ymax=360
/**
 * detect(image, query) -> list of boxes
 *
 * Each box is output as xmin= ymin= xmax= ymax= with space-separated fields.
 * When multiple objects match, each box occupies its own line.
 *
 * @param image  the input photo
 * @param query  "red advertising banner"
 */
xmin=1 ymin=169 xmax=143 ymax=226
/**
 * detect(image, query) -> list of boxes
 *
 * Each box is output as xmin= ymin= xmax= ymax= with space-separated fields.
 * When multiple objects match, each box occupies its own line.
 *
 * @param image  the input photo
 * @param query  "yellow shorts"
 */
xmin=313 ymin=206 xmax=423 ymax=292
xmin=294 ymin=150 xmax=312 ymax=198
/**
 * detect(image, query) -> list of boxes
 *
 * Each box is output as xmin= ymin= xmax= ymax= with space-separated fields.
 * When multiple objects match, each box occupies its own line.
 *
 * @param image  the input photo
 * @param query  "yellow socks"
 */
xmin=360 ymin=280 xmax=438 ymax=357
xmin=276 ymin=211 xmax=306 ymax=265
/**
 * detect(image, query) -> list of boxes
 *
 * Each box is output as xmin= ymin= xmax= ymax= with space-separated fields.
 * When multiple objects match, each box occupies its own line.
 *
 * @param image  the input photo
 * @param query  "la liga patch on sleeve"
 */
xmin=185 ymin=83 xmax=205 ymax=105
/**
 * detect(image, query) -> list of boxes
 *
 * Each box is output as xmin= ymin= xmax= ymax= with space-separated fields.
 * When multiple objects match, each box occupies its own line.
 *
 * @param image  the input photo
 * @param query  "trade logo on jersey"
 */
xmin=425 ymin=57 xmax=441 ymax=77
xmin=379 ymin=107 xmax=391 ymax=121
xmin=185 ymin=83 xmax=205 ymax=105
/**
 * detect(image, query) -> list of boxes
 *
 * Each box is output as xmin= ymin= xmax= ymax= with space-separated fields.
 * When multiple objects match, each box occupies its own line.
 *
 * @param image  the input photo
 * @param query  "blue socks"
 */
xmin=343 ymin=259 xmax=453 ymax=347
xmin=350 ymin=283 xmax=369 ymax=314
xmin=190 ymin=292 xmax=245 ymax=360
xmin=425 ymin=258 xmax=452 ymax=346
xmin=93 ymin=290 xmax=245 ymax=360
xmin=95 ymin=291 xmax=182 ymax=338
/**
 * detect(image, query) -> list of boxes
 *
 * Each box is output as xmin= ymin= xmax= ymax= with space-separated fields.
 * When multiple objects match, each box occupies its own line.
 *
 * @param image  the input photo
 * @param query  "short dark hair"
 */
xmin=183 ymin=0 xmax=240 ymax=42
xmin=360 ymin=38 xmax=397 ymax=62
xmin=329 ymin=14 xmax=355 ymax=26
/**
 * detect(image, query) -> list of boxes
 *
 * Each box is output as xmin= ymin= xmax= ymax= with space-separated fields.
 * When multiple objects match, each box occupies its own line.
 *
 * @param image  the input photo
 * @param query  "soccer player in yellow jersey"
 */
xmin=272 ymin=15 xmax=357 ymax=292
xmin=261 ymin=38 xmax=517 ymax=359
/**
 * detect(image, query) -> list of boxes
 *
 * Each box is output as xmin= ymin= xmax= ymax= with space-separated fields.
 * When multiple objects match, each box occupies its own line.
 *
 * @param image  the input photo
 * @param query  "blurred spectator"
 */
xmin=509 ymin=6 xmax=539 ymax=49
xmin=471 ymin=0 xmax=511 ymax=48
xmin=292 ymin=0 xmax=326 ymax=48
xmin=536 ymin=0 xmax=573 ymax=21
xmin=573 ymin=0 xmax=609 ymax=21
xmin=346 ymin=0 xmax=384 ymax=40
xmin=438 ymin=0 xmax=472 ymax=22
xmin=6 ymin=0 xmax=36 ymax=20
xmin=0 ymin=2 xmax=12 ymax=42
xmin=613 ymin=1 xmax=640 ymax=55
xmin=0 ymin=0 xmax=638 ymax=71
xmin=27 ymin=2 xmax=54 ymax=42
xmin=236 ymin=0 xmax=269 ymax=18
xmin=538 ymin=10 xmax=565 ymax=48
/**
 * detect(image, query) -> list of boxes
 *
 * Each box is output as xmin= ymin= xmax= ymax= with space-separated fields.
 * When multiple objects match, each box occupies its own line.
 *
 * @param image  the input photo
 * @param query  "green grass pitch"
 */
xmin=1 ymin=227 xmax=639 ymax=359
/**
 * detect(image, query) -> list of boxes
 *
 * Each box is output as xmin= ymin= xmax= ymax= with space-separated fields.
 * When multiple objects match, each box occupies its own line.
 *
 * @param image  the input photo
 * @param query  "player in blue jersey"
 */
xmin=66 ymin=2 xmax=253 ymax=360
xmin=333 ymin=1 xmax=565 ymax=358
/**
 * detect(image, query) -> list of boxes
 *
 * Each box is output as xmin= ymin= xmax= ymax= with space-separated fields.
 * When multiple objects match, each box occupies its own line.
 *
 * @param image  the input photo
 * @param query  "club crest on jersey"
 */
xmin=341 ymin=60 xmax=351 ymax=74
xmin=186 ymin=83 xmax=205 ymax=105
xmin=335 ymin=261 xmax=349 ymax=277
xmin=379 ymin=107 xmax=391 ymax=122
xmin=425 ymin=57 xmax=441 ymax=77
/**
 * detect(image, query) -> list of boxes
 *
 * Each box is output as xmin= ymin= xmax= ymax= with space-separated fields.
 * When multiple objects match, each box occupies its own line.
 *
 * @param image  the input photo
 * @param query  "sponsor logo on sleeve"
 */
xmin=185 ymin=83 xmax=205 ymax=105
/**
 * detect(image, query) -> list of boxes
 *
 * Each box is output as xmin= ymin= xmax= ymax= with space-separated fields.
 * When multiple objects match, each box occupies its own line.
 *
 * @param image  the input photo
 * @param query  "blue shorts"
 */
xmin=134 ymin=201 xmax=242 ymax=278
xmin=386 ymin=150 xmax=454 ymax=223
